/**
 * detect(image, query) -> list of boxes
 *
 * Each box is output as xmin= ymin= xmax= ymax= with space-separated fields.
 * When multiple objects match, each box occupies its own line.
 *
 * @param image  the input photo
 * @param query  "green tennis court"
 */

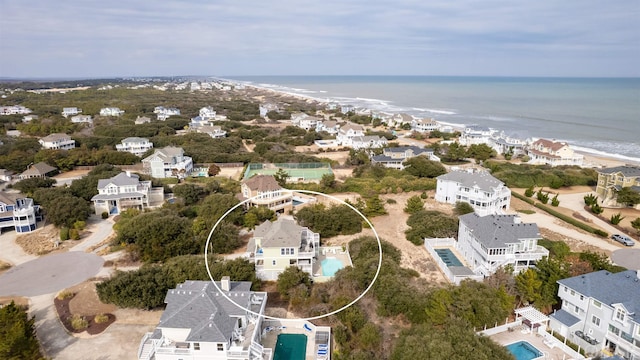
xmin=244 ymin=163 xmax=333 ymax=181
xmin=273 ymin=334 xmax=307 ymax=360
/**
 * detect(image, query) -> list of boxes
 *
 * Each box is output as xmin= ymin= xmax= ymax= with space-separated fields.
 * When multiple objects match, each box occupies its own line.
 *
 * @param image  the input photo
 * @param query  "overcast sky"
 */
xmin=1 ymin=0 xmax=638 ymax=78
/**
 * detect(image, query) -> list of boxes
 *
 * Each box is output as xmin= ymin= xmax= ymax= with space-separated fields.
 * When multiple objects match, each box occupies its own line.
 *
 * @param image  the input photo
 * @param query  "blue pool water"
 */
xmin=506 ymin=341 xmax=543 ymax=360
xmin=434 ymin=248 xmax=464 ymax=267
xmin=321 ymin=258 xmax=344 ymax=276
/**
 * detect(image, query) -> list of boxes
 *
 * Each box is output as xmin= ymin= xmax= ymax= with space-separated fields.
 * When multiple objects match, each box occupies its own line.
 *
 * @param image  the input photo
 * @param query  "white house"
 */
xmin=90 ymin=171 xmax=164 ymax=215
xmin=315 ymin=120 xmax=340 ymax=135
xmin=259 ymin=103 xmax=279 ymax=118
xmin=457 ymin=213 xmax=547 ymax=276
xmin=115 ymin=137 xmax=154 ymax=157
xmin=549 ymin=270 xmax=640 ymax=360
xmin=137 ymin=279 xmax=272 ymax=360
xmin=351 ymin=135 xmax=388 ymax=150
xmin=371 ymin=146 xmax=439 ymax=169
xmin=38 ymin=133 xmax=76 ymax=150
xmin=292 ymin=113 xmax=321 ymax=131
xmin=22 ymin=115 xmax=38 ymax=123
xmin=0 ymin=105 xmax=32 ymax=115
xmin=0 ymin=169 xmax=13 ymax=182
xmin=154 ymin=106 xmax=180 ymax=121
xmin=61 ymin=107 xmax=82 ymax=117
xmin=527 ymin=139 xmax=584 ymax=167
xmin=340 ymin=104 xmax=355 ymax=114
xmin=70 ymin=115 xmax=93 ymax=124
xmin=0 ymin=193 xmax=39 ymax=233
xmin=336 ymin=123 xmax=365 ymax=147
xmin=411 ymin=118 xmax=440 ymax=133
xmin=247 ymin=217 xmax=320 ymax=281
xmin=195 ymin=125 xmax=227 ymax=139
xmin=99 ymin=107 xmax=124 ymax=117
xmin=459 ymin=125 xmax=494 ymax=146
xmin=488 ymin=132 xmax=528 ymax=157
xmin=385 ymin=113 xmax=413 ymax=128
xmin=435 ymin=170 xmax=511 ymax=215
xmin=240 ymin=175 xmax=292 ymax=214
xmin=135 ymin=116 xmax=152 ymax=124
xmin=142 ymin=147 xmax=193 ymax=179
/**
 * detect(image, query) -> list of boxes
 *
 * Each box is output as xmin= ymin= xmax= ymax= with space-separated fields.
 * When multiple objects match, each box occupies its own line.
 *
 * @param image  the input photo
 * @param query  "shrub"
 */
xmin=536 ymin=189 xmax=549 ymax=204
xmin=94 ymin=314 xmax=109 ymax=324
xmin=524 ymin=186 xmax=534 ymax=197
xmin=420 ymin=192 xmax=428 ymax=199
xmin=386 ymin=198 xmax=397 ymax=204
xmin=73 ymin=220 xmax=86 ymax=230
xmin=610 ymin=212 xmax=625 ymax=225
xmin=69 ymin=228 xmax=80 ymax=240
xmin=584 ymin=193 xmax=597 ymax=206
xmin=454 ymin=201 xmax=475 ymax=216
xmin=101 ymin=211 xmax=109 ymax=219
xmin=59 ymin=227 xmax=70 ymax=241
xmin=590 ymin=203 xmax=604 ymax=215
xmin=551 ymin=194 xmax=560 ymax=207
xmin=56 ymin=291 xmax=74 ymax=300
xmin=70 ymin=314 xmax=88 ymax=330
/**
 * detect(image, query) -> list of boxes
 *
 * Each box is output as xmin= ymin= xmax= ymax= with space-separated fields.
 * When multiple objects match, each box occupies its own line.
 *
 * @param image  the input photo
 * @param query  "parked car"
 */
xmin=611 ymin=234 xmax=635 ymax=246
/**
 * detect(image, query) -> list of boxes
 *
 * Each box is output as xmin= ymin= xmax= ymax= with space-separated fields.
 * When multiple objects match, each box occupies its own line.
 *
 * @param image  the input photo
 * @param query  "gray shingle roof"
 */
xmin=243 ymin=175 xmax=281 ymax=192
xmin=40 ymin=133 xmax=71 ymax=142
xmin=158 ymin=280 xmax=253 ymax=343
xmin=21 ymin=162 xmax=57 ymax=177
xmin=121 ymin=137 xmax=149 ymax=143
xmin=598 ymin=166 xmax=640 ymax=177
xmin=437 ymin=170 xmax=505 ymax=192
xmin=383 ymin=146 xmax=433 ymax=156
xmin=253 ymin=218 xmax=304 ymax=248
xmin=96 ymin=172 xmax=140 ymax=189
xmin=459 ymin=213 xmax=540 ymax=248
xmin=352 ymin=135 xmax=386 ymax=143
xmin=558 ymin=270 xmax=640 ymax=322
xmin=550 ymin=309 xmax=581 ymax=327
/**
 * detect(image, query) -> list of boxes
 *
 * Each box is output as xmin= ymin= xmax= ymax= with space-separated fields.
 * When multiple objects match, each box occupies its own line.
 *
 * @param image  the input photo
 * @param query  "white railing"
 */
xmin=137 ymin=332 xmax=152 ymax=360
xmin=477 ymin=319 xmax=522 ymax=336
xmin=424 ymin=238 xmax=483 ymax=285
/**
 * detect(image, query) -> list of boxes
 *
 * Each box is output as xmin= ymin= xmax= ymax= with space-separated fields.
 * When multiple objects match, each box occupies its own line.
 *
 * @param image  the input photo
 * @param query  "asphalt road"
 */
xmin=611 ymin=248 xmax=640 ymax=270
xmin=0 ymin=252 xmax=104 ymax=297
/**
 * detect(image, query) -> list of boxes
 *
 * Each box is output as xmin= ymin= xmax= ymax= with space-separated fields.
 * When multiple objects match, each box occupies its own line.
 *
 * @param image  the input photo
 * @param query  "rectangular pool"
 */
xmin=274 ymin=334 xmax=307 ymax=360
xmin=505 ymin=340 xmax=543 ymax=360
xmin=434 ymin=248 xmax=464 ymax=267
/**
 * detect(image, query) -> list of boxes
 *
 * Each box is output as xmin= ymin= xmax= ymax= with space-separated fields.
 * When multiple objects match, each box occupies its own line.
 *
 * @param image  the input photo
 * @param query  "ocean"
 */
xmin=226 ymin=76 xmax=640 ymax=163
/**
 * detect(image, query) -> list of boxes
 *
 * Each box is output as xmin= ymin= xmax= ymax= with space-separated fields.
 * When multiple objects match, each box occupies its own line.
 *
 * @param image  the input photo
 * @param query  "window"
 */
xmin=574 ymin=305 xmax=579 ymax=314
xmin=580 ymin=295 xmax=584 ymax=300
xmin=570 ymin=290 xmax=575 ymax=296
xmin=564 ymin=286 xmax=568 ymax=293
xmin=591 ymin=315 xmax=600 ymax=327
xmin=615 ymin=308 xmax=625 ymax=322
xmin=593 ymin=300 xmax=601 ymax=308
xmin=217 ymin=343 xmax=224 ymax=351
xmin=609 ymin=324 xmax=620 ymax=335
xmin=272 ymin=260 xmax=276 ymax=266
xmin=194 ymin=343 xmax=200 ymax=351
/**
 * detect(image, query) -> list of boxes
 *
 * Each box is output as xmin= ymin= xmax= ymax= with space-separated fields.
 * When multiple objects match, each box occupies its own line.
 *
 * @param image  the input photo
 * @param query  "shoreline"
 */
xmin=239 ymin=81 xmax=639 ymax=168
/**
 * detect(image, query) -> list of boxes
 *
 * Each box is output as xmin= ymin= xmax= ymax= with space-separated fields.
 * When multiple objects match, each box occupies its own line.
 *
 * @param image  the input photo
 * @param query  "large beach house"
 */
xmin=457 ymin=213 xmax=547 ymax=276
xmin=595 ymin=165 xmax=640 ymax=208
xmin=38 ymin=133 xmax=76 ymax=150
xmin=435 ymin=170 xmax=511 ymax=216
xmin=247 ymin=217 xmax=320 ymax=281
xmin=549 ymin=270 xmax=640 ymax=360
xmin=0 ymin=193 xmax=39 ymax=233
xmin=240 ymin=175 xmax=292 ymax=214
xmin=142 ymin=147 xmax=193 ymax=179
xmin=91 ymin=172 xmax=164 ymax=215
xmin=526 ymin=139 xmax=584 ymax=167
xmin=137 ymin=279 xmax=272 ymax=360
xmin=371 ymin=146 xmax=438 ymax=170
xmin=115 ymin=137 xmax=154 ymax=157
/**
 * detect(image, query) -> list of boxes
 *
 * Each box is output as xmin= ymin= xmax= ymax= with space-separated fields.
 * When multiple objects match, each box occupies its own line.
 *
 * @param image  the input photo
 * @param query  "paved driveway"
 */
xmin=611 ymin=249 xmax=640 ymax=270
xmin=0 ymin=252 xmax=104 ymax=297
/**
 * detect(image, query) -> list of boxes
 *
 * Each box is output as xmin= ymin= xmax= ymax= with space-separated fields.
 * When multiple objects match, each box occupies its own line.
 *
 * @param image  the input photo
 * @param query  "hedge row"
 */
xmin=534 ymin=203 xmax=608 ymax=238
xmin=511 ymin=191 xmax=535 ymax=205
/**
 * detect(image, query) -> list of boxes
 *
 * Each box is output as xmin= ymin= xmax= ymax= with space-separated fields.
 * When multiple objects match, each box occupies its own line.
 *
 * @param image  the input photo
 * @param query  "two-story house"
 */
xmin=457 ymin=213 xmax=547 ymax=276
xmin=459 ymin=125 xmax=494 ymax=146
xmin=91 ymin=171 xmax=164 ymax=215
xmin=99 ymin=107 xmax=124 ymax=117
xmin=240 ymin=175 xmax=292 ymax=214
xmin=351 ymin=135 xmax=388 ymax=150
xmin=340 ymin=104 xmax=355 ymax=114
xmin=315 ymin=120 xmax=340 ymax=135
xmin=596 ymin=166 xmax=640 ymax=208
xmin=142 ymin=147 xmax=194 ymax=179
xmin=336 ymin=123 xmax=365 ymax=147
xmin=70 ymin=114 xmax=93 ymax=125
xmin=115 ymin=137 xmax=154 ymax=157
xmin=0 ymin=105 xmax=32 ymax=115
xmin=61 ymin=107 xmax=82 ymax=117
xmin=371 ymin=146 xmax=439 ymax=169
xmin=549 ymin=270 xmax=640 ymax=360
xmin=246 ymin=217 xmax=320 ymax=281
xmin=411 ymin=118 xmax=440 ymax=133
xmin=154 ymin=106 xmax=181 ymax=121
xmin=38 ymin=133 xmax=76 ymax=150
xmin=0 ymin=193 xmax=39 ymax=233
xmin=292 ymin=113 xmax=321 ymax=131
xmin=526 ymin=139 xmax=584 ymax=167
xmin=137 ymin=279 xmax=272 ymax=360
xmin=488 ymin=132 xmax=528 ymax=157
xmin=435 ymin=170 xmax=511 ymax=215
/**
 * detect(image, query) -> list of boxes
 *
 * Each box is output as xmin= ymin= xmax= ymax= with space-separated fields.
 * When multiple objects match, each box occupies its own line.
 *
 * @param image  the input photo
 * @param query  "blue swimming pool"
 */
xmin=321 ymin=257 xmax=344 ymax=276
xmin=506 ymin=341 xmax=543 ymax=360
xmin=434 ymin=248 xmax=464 ymax=267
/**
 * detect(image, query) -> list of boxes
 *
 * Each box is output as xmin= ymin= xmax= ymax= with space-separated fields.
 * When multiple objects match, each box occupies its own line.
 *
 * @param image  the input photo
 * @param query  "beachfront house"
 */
xmin=292 ymin=113 xmax=321 ymax=131
xmin=336 ymin=123 xmax=365 ymax=147
xmin=488 ymin=132 xmax=528 ymax=157
xmin=38 ymin=133 xmax=76 ymax=150
xmin=142 ymin=147 xmax=193 ymax=179
xmin=18 ymin=162 xmax=57 ymax=180
xmin=316 ymin=120 xmax=340 ymax=135
xmin=371 ymin=146 xmax=439 ymax=170
xmin=526 ymin=139 xmax=584 ymax=167
xmin=136 ymin=279 xmax=272 ymax=360
xmin=351 ymin=135 xmax=388 ymax=150
xmin=548 ymin=270 xmax=640 ymax=360
xmin=459 ymin=125 xmax=494 ymax=146
xmin=595 ymin=166 xmax=640 ymax=208
xmin=61 ymin=107 xmax=82 ymax=117
xmin=457 ymin=213 xmax=547 ymax=276
xmin=91 ymin=171 xmax=164 ymax=215
xmin=240 ymin=175 xmax=292 ymax=214
xmin=0 ymin=193 xmax=39 ymax=233
xmin=99 ymin=107 xmax=124 ymax=117
xmin=70 ymin=115 xmax=93 ymax=124
xmin=247 ymin=217 xmax=320 ymax=281
xmin=340 ymin=105 xmax=355 ymax=114
xmin=411 ymin=118 xmax=440 ymax=133
xmin=116 ymin=137 xmax=154 ymax=157
xmin=435 ymin=169 xmax=511 ymax=216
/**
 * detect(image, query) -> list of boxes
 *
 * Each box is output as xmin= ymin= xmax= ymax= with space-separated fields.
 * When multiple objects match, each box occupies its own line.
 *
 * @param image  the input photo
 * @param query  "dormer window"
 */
xmin=615 ymin=308 xmax=625 ymax=322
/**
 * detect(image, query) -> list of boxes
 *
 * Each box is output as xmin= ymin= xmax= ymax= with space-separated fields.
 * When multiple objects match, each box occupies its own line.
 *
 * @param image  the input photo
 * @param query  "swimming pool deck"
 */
xmin=261 ymin=323 xmax=331 ymax=360
xmin=312 ymin=248 xmax=352 ymax=282
xmin=490 ymin=327 xmax=576 ymax=360
xmin=433 ymin=245 xmax=470 ymax=267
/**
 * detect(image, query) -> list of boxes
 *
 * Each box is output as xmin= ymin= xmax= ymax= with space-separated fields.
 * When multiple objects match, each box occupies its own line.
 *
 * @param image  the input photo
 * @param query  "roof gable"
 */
xmin=254 ymin=218 xmax=303 ymax=248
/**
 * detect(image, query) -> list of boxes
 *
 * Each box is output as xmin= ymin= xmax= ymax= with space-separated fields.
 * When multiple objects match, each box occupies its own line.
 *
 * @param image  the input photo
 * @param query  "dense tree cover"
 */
xmin=33 ymin=147 xmax=140 ymax=171
xmin=31 ymin=186 xmax=92 ymax=228
xmin=16 ymin=118 xmax=81 ymax=136
xmin=114 ymin=209 xmax=199 ymax=263
xmin=277 ymin=266 xmax=312 ymax=300
xmin=402 ymin=157 xmax=446 ymax=178
xmin=243 ymin=206 xmax=276 ymax=230
xmin=265 ymin=110 xmax=291 ymax=120
xmin=172 ymin=183 xmax=206 ymax=206
xmin=405 ymin=210 xmax=459 ymax=244
xmin=439 ymin=142 xmax=468 ymax=163
xmin=0 ymin=302 xmax=45 ymax=360
xmin=12 ymin=177 xmax=56 ymax=195
xmin=0 ymin=137 xmax=42 ymax=172
xmin=616 ymin=187 xmax=640 ymax=206
xmin=466 ymin=143 xmax=497 ymax=162
xmin=190 ymin=193 xmax=244 ymax=254
xmin=632 ymin=217 xmax=640 ymax=235
xmin=295 ymin=204 xmax=362 ymax=238
xmin=96 ymin=255 xmax=260 ymax=309
xmin=484 ymin=161 xmax=597 ymax=188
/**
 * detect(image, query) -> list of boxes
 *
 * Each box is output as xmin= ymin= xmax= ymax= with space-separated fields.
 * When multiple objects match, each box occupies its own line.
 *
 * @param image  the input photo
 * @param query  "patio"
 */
xmin=490 ymin=328 xmax=575 ymax=360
